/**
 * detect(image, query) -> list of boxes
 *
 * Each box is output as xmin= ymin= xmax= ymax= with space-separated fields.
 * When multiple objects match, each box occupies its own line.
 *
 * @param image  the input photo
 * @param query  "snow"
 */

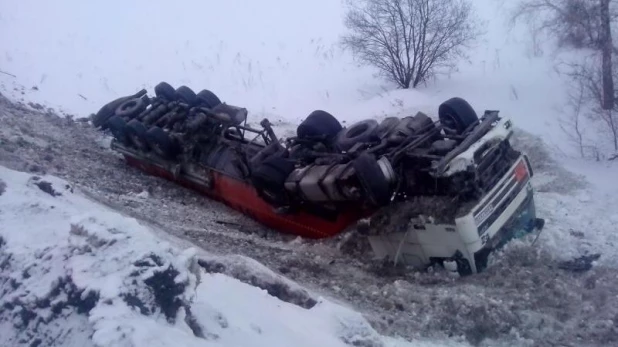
xmin=0 ymin=0 xmax=573 ymax=150
xmin=2 ymin=0 xmax=618 ymax=345
xmin=0 ymin=165 xmax=465 ymax=347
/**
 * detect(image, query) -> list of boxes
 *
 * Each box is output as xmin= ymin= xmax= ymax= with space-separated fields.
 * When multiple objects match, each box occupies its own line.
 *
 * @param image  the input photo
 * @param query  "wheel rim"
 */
xmin=441 ymin=113 xmax=460 ymax=133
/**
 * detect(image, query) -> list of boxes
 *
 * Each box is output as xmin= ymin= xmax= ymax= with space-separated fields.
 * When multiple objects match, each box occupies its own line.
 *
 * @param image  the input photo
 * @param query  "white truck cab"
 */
xmin=363 ymin=116 xmax=544 ymax=275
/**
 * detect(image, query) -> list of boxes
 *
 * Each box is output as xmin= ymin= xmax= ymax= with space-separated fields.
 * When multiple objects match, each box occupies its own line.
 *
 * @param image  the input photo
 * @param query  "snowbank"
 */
xmin=0 ymin=165 xmax=467 ymax=347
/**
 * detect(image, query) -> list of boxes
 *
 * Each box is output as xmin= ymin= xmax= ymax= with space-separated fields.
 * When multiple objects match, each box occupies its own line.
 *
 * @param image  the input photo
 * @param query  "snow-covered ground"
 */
xmin=0 ymin=165 xmax=468 ymax=347
xmin=2 ymin=77 xmax=618 ymax=347
xmin=2 ymin=0 xmax=618 ymax=346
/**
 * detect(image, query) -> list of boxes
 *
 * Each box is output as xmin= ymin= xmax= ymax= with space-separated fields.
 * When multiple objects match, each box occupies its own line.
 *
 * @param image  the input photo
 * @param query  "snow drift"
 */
xmin=0 ymin=165 xmax=465 ymax=347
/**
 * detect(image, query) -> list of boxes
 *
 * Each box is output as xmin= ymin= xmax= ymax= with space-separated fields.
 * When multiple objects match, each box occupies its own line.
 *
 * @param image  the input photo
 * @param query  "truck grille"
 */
xmin=475 ymin=140 xmax=520 ymax=193
xmin=473 ymin=156 xmax=530 ymax=236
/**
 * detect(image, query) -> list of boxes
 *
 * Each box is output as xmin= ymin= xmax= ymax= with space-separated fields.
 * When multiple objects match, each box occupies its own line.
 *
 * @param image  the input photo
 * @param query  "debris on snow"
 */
xmin=32 ymin=179 xmax=61 ymax=197
xmin=557 ymin=253 xmax=601 ymax=273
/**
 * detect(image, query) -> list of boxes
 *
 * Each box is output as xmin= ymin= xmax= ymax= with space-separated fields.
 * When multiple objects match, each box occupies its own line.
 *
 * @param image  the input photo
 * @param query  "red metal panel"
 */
xmin=123 ymin=155 xmax=366 ymax=238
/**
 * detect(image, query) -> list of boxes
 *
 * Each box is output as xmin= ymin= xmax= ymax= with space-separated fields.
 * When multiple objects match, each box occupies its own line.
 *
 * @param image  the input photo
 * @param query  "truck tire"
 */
xmin=92 ymin=89 xmax=148 ymax=129
xmin=251 ymin=156 xmax=295 ymax=206
xmin=175 ymin=86 xmax=197 ymax=105
xmin=106 ymin=116 xmax=130 ymax=145
xmin=337 ymin=119 xmax=379 ymax=152
xmin=438 ymin=97 xmax=478 ymax=135
xmin=92 ymin=98 xmax=123 ymax=128
xmin=376 ymin=117 xmax=400 ymax=139
xmin=196 ymin=89 xmax=222 ymax=108
xmin=155 ymin=82 xmax=175 ymax=100
xmin=126 ymin=119 xmax=150 ymax=151
xmin=297 ymin=110 xmax=342 ymax=141
xmin=146 ymin=126 xmax=179 ymax=159
xmin=352 ymin=153 xmax=391 ymax=206
xmin=115 ymin=98 xmax=147 ymax=119
xmin=91 ymin=110 xmax=115 ymax=129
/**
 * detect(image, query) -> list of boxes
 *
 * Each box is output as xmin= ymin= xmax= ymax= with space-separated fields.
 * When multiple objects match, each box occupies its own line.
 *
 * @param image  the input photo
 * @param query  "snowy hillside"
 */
xmin=1 ymin=0 xmax=572 ymax=150
xmin=1 ymin=76 xmax=618 ymax=347
xmin=0 ymin=165 xmax=466 ymax=347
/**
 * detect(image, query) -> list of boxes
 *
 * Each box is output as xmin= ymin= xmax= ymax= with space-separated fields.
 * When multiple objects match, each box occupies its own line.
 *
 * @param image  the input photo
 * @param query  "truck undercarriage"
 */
xmin=91 ymin=82 xmax=544 ymax=274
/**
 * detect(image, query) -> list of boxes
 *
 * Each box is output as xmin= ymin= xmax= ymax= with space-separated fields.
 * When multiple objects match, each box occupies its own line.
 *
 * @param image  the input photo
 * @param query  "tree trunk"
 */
xmin=600 ymin=0 xmax=614 ymax=110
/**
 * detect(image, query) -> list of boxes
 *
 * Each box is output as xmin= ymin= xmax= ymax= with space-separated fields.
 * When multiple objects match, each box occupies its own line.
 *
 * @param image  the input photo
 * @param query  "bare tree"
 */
xmin=599 ymin=0 xmax=614 ymax=109
xmin=509 ymin=0 xmax=603 ymax=50
xmin=341 ymin=0 xmax=482 ymax=89
xmin=563 ymin=57 xmax=618 ymax=151
xmin=559 ymin=80 xmax=587 ymax=158
xmin=510 ymin=0 xmax=618 ymax=155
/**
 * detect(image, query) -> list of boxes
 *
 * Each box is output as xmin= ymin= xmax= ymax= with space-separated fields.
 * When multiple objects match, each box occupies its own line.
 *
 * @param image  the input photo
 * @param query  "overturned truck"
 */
xmin=91 ymin=82 xmax=544 ymax=275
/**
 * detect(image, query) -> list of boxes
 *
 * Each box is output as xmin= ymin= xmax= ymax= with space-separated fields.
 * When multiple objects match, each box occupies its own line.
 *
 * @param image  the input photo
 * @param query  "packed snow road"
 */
xmin=1 ymin=93 xmax=617 ymax=347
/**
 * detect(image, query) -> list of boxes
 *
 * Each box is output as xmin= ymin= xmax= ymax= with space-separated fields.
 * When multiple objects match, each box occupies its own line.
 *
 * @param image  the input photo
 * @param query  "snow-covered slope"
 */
xmin=2 ymin=77 xmax=618 ymax=347
xmin=0 ymin=165 xmax=466 ymax=347
xmin=0 ymin=0 xmax=572 ymax=151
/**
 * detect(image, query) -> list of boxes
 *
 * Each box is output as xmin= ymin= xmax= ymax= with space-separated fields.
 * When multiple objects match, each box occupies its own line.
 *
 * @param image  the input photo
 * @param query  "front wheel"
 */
xmin=438 ymin=97 xmax=479 ymax=135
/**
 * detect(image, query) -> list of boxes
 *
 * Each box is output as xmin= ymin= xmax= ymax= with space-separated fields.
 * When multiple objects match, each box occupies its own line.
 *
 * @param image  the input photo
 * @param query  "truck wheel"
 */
xmin=337 ymin=119 xmax=379 ymax=152
xmin=352 ymin=153 xmax=391 ymax=206
xmin=251 ymin=156 xmax=295 ymax=206
xmin=92 ymin=98 xmax=123 ymax=128
xmin=106 ymin=116 xmax=130 ymax=145
xmin=376 ymin=117 xmax=400 ymax=139
xmin=92 ymin=110 xmax=114 ymax=129
xmin=155 ymin=82 xmax=175 ymax=100
xmin=126 ymin=119 xmax=150 ymax=151
xmin=297 ymin=110 xmax=342 ymax=141
xmin=438 ymin=97 xmax=479 ymax=135
xmin=115 ymin=98 xmax=147 ymax=119
xmin=196 ymin=89 xmax=222 ymax=108
xmin=146 ymin=126 xmax=179 ymax=159
xmin=175 ymin=86 xmax=197 ymax=105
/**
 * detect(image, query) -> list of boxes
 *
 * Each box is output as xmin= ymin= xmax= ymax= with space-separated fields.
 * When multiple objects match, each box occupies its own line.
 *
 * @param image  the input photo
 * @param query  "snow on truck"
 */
xmin=91 ymin=82 xmax=545 ymax=275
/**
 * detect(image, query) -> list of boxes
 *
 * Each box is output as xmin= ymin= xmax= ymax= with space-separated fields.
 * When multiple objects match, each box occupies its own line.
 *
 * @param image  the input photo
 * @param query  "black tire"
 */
xmin=146 ymin=126 xmax=180 ymax=159
xmin=154 ymin=82 xmax=175 ymax=100
xmin=92 ymin=90 xmax=148 ymax=129
xmin=438 ymin=97 xmax=479 ymax=135
xmin=337 ymin=119 xmax=379 ymax=152
xmin=106 ymin=116 xmax=130 ymax=145
xmin=196 ymin=89 xmax=222 ymax=108
xmin=126 ymin=119 xmax=150 ymax=151
xmin=115 ymin=98 xmax=147 ymax=119
xmin=352 ymin=153 xmax=391 ymax=206
xmin=251 ymin=156 xmax=295 ymax=206
xmin=175 ymin=86 xmax=197 ymax=105
xmin=92 ymin=98 xmax=124 ymax=128
xmin=297 ymin=110 xmax=342 ymax=141
xmin=376 ymin=117 xmax=400 ymax=139
xmin=92 ymin=110 xmax=114 ymax=129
